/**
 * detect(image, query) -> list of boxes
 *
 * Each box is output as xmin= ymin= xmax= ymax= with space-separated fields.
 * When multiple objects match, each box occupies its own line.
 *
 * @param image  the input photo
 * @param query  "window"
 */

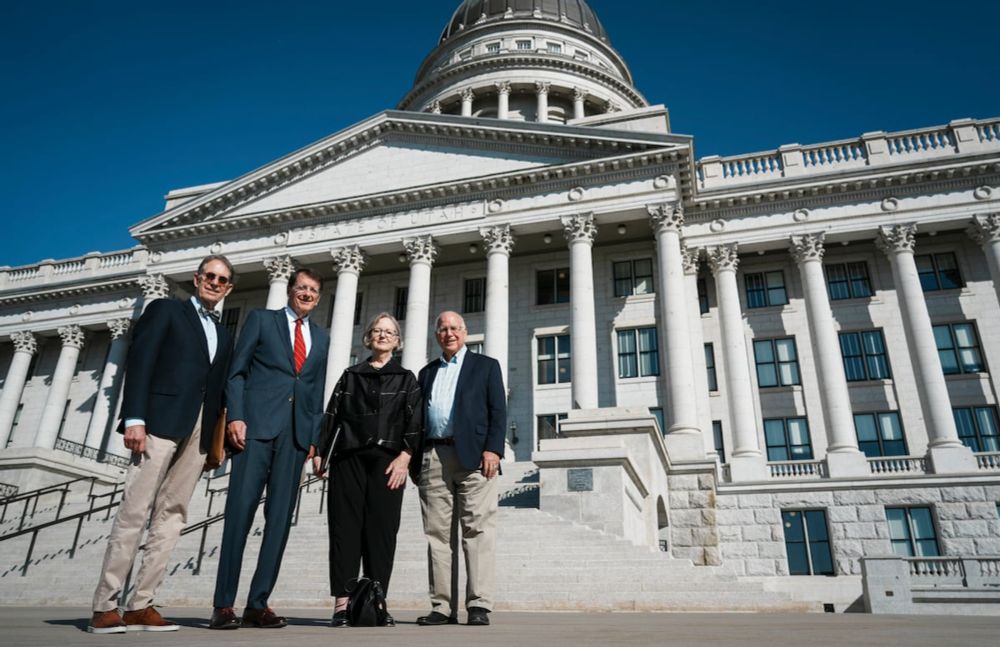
xmin=765 ymin=417 xmax=813 ymax=461
xmin=782 ymin=510 xmax=834 ymax=575
xmin=713 ymin=421 xmax=725 ymax=462
xmin=744 ymin=270 xmax=788 ymax=308
xmin=705 ymin=344 xmax=718 ymax=392
xmin=536 ymin=268 xmax=570 ymax=305
xmin=697 ymin=278 xmax=709 ymax=314
xmin=953 ymin=406 xmax=1000 ymax=452
xmin=459 ymin=48 xmax=472 ymax=60
xmin=221 ymin=307 xmax=240 ymax=338
xmin=916 ymin=252 xmax=962 ymax=291
xmin=515 ymin=39 xmax=532 ymax=50
xmin=839 ymin=330 xmax=891 ymax=381
xmin=886 ymin=507 xmax=940 ymax=557
xmin=934 ymin=323 xmax=984 ymax=374
xmin=854 ymin=412 xmax=907 ymax=457
xmin=464 ymin=277 xmax=486 ymax=313
xmin=537 ymin=334 xmax=571 ymax=384
xmin=485 ymin=41 xmax=500 ymax=54
xmin=650 ymin=407 xmax=665 ymax=435
xmin=537 ymin=413 xmax=568 ymax=443
xmin=546 ymin=42 xmax=562 ymax=54
xmin=574 ymin=50 xmax=590 ymax=61
xmin=617 ymin=328 xmax=659 ymax=378
xmin=825 ymin=262 xmax=873 ymax=300
xmin=754 ymin=338 xmax=800 ymax=387
xmin=467 ymin=341 xmax=483 ymax=354
xmin=353 ymin=292 xmax=364 ymax=326
xmin=393 ymin=287 xmax=408 ymax=321
xmin=613 ymin=259 xmax=654 ymax=297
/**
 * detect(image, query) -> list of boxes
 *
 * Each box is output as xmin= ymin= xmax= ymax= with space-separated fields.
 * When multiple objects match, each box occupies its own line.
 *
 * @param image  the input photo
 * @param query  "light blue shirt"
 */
xmin=426 ymin=345 xmax=468 ymax=440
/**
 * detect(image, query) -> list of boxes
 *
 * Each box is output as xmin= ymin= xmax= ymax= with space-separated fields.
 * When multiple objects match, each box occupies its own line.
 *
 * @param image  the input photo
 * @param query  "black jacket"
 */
xmin=318 ymin=357 xmax=423 ymax=472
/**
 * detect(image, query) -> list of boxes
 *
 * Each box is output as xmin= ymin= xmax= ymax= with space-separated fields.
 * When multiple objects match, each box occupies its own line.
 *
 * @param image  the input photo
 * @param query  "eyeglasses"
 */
xmin=200 ymin=271 xmax=231 ymax=286
xmin=436 ymin=326 xmax=465 ymax=335
xmin=370 ymin=328 xmax=399 ymax=338
xmin=292 ymin=285 xmax=320 ymax=294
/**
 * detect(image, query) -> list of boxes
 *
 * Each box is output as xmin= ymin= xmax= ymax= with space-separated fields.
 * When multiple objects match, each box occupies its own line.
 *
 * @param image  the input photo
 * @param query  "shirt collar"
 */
xmin=439 ymin=344 xmax=468 ymax=366
xmin=191 ymin=296 xmax=217 ymax=320
xmin=284 ymin=305 xmax=309 ymax=323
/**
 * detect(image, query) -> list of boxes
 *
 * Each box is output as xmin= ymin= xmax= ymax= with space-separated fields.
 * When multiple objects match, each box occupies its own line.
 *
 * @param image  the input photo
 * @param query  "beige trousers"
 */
xmin=418 ymin=444 xmax=498 ymax=613
xmin=92 ymin=416 xmax=205 ymax=612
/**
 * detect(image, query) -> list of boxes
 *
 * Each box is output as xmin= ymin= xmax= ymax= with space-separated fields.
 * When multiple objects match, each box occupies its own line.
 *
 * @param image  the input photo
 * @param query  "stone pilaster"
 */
xmin=562 ymin=213 xmax=599 ymax=409
xmin=681 ymin=244 xmax=714 ymax=455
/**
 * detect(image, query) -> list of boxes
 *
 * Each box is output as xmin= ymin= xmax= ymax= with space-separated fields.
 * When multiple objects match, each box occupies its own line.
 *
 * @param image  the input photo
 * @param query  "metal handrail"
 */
xmin=0 ymin=476 xmax=98 ymax=530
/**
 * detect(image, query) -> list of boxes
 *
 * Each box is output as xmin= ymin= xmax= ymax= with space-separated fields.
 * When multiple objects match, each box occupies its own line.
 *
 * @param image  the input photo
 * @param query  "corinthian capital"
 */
xmin=877 ymin=224 xmax=917 ymax=256
xmin=58 ymin=324 xmax=86 ymax=349
xmin=968 ymin=213 xmax=1000 ymax=245
xmin=403 ymin=236 xmax=438 ymax=265
xmin=331 ymin=245 xmax=366 ymax=274
xmin=648 ymin=203 xmax=684 ymax=234
xmin=789 ymin=233 xmax=826 ymax=264
xmin=494 ymin=81 xmax=511 ymax=96
xmin=108 ymin=318 xmax=132 ymax=340
xmin=573 ymin=87 xmax=587 ymax=102
xmin=480 ymin=224 xmax=515 ymax=255
xmin=681 ymin=243 xmax=701 ymax=276
xmin=535 ymin=81 xmax=550 ymax=95
xmin=138 ymin=274 xmax=169 ymax=300
xmin=11 ymin=331 xmax=37 ymax=355
xmin=429 ymin=100 xmax=442 ymax=115
xmin=264 ymin=255 xmax=296 ymax=283
xmin=460 ymin=88 xmax=475 ymax=102
xmin=707 ymin=244 xmax=740 ymax=274
xmin=562 ymin=213 xmax=598 ymax=244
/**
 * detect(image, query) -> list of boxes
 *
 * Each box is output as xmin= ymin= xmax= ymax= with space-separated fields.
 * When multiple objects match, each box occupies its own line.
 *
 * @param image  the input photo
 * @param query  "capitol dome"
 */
xmin=397 ymin=0 xmax=647 ymax=123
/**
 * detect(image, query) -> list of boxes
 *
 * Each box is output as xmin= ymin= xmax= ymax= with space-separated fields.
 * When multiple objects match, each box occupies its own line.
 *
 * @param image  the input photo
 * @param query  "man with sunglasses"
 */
xmin=210 ymin=267 xmax=329 ymax=630
xmin=89 ymin=255 xmax=236 ymax=634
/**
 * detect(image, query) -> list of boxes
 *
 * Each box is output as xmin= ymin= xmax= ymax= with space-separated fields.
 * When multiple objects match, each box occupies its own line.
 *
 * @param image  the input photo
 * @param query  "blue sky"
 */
xmin=1 ymin=0 xmax=998 ymax=268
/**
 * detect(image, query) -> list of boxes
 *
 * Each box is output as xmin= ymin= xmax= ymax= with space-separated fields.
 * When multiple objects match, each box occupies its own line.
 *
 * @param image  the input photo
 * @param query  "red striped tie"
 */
xmin=294 ymin=318 xmax=306 ymax=374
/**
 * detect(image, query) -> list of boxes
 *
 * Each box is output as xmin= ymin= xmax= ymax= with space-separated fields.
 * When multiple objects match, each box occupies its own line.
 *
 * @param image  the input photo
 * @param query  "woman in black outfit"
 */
xmin=314 ymin=312 xmax=422 ymax=627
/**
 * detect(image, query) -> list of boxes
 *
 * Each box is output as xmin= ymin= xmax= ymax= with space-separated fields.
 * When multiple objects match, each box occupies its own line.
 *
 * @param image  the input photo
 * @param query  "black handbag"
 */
xmin=345 ymin=577 xmax=389 ymax=627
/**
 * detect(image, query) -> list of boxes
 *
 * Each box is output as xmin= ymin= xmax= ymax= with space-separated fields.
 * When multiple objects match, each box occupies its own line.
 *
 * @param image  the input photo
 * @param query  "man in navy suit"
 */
xmin=89 ymin=255 xmax=235 ymax=634
xmin=209 ymin=268 xmax=329 ymax=630
xmin=415 ymin=311 xmax=506 ymax=627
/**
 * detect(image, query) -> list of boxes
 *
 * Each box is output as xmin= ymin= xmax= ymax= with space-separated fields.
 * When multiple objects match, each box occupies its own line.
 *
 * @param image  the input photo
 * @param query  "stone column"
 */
xmin=460 ymin=89 xmax=474 ymax=117
xmin=401 ymin=236 xmax=438 ymax=372
xmin=790 ymin=233 xmax=868 ymax=477
xmin=495 ymin=82 xmax=511 ymax=120
xmin=35 ymin=325 xmax=86 ymax=449
xmin=83 ymin=319 xmax=131 ymax=452
xmin=707 ymin=245 xmax=768 ymax=481
xmin=535 ymin=82 xmax=550 ymax=123
xmin=136 ymin=274 xmax=169 ymax=313
xmin=878 ymin=224 xmax=976 ymax=473
xmin=264 ymin=255 xmax=296 ymax=310
xmin=562 ymin=214 xmax=600 ymax=409
xmin=682 ymin=245 xmax=714 ymax=456
xmin=572 ymin=87 xmax=586 ymax=120
xmin=968 ymin=213 xmax=1000 ymax=308
xmin=325 ymin=246 xmax=366 ymax=402
xmin=480 ymin=224 xmax=515 ymax=386
xmin=0 ymin=332 xmax=38 ymax=449
xmin=648 ymin=204 xmax=702 ymax=459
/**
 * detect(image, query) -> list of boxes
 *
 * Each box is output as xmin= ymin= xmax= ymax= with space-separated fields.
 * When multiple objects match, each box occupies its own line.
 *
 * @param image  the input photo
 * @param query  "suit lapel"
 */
xmin=300 ymin=320 xmax=324 ymax=373
xmin=182 ymin=300 xmax=211 ymax=362
xmin=274 ymin=309 xmax=296 ymax=372
xmin=211 ymin=321 xmax=230 ymax=367
xmin=454 ymin=350 xmax=476 ymax=402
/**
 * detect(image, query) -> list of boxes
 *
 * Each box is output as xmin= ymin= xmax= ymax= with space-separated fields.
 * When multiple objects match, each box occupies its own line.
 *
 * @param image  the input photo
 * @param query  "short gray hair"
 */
xmin=362 ymin=312 xmax=403 ymax=351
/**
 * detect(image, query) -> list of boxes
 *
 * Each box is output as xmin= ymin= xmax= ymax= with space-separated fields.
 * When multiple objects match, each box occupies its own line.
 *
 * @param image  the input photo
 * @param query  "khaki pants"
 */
xmin=92 ymin=418 xmax=205 ymax=612
xmin=418 ymin=444 xmax=498 ymax=613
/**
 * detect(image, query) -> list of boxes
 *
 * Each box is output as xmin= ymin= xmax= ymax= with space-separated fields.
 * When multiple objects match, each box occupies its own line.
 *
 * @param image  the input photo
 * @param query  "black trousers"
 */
xmin=328 ymin=446 xmax=405 ymax=597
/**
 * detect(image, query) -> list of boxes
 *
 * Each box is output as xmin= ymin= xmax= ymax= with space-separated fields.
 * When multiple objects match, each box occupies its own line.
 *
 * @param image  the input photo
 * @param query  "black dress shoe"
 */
xmin=416 ymin=611 xmax=457 ymax=626
xmin=383 ymin=613 xmax=395 ymax=627
xmin=467 ymin=607 xmax=490 ymax=626
xmin=209 ymin=607 xmax=241 ymax=630
xmin=242 ymin=607 xmax=287 ymax=628
xmin=330 ymin=610 xmax=349 ymax=628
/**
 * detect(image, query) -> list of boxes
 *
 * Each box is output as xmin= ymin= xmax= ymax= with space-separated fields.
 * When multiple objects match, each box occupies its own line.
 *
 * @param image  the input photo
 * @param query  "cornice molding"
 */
xmin=0 ymin=278 xmax=141 ymax=307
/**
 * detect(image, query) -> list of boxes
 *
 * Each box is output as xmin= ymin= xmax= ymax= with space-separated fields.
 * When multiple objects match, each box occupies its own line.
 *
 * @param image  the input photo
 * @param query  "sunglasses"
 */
xmin=200 ymin=271 xmax=232 ymax=286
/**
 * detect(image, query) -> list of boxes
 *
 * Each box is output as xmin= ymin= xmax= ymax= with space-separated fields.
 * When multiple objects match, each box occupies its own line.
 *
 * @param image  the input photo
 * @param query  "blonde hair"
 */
xmin=362 ymin=312 xmax=404 ymax=351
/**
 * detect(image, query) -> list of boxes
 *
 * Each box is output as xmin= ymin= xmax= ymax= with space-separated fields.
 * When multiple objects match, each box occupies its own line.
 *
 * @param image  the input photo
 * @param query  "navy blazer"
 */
xmin=119 ymin=298 xmax=233 ymax=451
xmin=226 ymin=308 xmax=329 ymax=451
xmin=417 ymin=350 xmax=506 ymax=472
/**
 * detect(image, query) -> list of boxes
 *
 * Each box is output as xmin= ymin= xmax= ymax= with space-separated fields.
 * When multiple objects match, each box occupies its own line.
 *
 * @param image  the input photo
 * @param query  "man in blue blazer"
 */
xmin=89 ymin=255 xmax=235 ymax=634
xmin=210 ymin=268 xmax=329 ymax=630
xmin=415 ymin=311 xmax=506 ymax=627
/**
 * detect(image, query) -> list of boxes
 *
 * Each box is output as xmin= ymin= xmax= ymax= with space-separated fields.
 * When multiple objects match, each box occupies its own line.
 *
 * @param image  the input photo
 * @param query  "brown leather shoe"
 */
xmin=87 ymin=610 xmax=126 ymax=634
xmin=209 ymin=607 xmax=241 ymax=630
xmin=122 ymin=606 xmax=178 ymax=632
xmin=242 ymin=607 xmax=287 ymax=628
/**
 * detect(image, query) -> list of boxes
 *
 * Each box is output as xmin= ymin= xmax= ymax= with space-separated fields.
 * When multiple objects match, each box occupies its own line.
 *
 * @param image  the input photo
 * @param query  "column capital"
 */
xmin=108 ymin=318 xmax=132 ymax=340
xmin=681 ymin=243 xmax=701 ymax=275
xmin=263 ymin=255 xmax=296 ymax=283
xmin=648 ymin=202 xmax=684 ymax=234
xmin=494 ymin=81 xmax=511 ymax=96
xmin=460 ymin=88 xmax=475 ymax=102
xmin=562 ymin=213 xmax=598 ymax=244
xmin=789 ymin=232 xmax=826 ymax=264
xmin=429 ymin=100 xmax=442 ymax=115
xmin=137 ymin=274 xmax=170 ymax=300
xmin=706 ymin=244 xmax=740 ymax=274
xmin=968 ymin=213 xmax=1000 ymax=245
xmin=331 ymin=245 xmax=366 ymax=274
xmin=11 ymin=331 xmax=37 ymax=355
xmin=606 ymin=100 xmax=622 ymax=113
xmin=535 ymin=81 xmax=550 ymax=95
xmin=58 ymin=324 xmax=86 ymax=349
xmin=403 ymin=235 xmax=438 ymax=265
xmin=573 ymin=87 xmax=587 ymax=101
xmin=480 ymin=224 xmax=516 ymax=255
xmin=877 ymin=223 xmax=917 ymax=256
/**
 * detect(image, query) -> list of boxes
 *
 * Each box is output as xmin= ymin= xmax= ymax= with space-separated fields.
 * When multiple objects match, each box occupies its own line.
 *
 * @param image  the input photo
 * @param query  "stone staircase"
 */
xmin=0 ymin=463 xmax=816 ymax=612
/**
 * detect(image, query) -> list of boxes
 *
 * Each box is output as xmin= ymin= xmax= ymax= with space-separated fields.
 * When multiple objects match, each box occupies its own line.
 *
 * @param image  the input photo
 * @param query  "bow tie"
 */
xmin=198 ymin=306 xmax=220 ymax=323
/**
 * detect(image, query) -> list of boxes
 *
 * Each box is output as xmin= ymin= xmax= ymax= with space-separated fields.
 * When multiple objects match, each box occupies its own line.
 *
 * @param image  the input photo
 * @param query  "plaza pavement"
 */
xmin=4 ymin=607 xmax=999 ymax=647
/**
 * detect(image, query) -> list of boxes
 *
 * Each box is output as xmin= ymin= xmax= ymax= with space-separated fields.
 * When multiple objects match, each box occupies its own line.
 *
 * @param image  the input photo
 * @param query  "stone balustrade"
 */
xmin=863 ymin=555 xmax=1000 ymax=614
xmin=768 ymin=459 xmax=827 ymax=479
xmin=867 ymin=456 xmax=928 ymax=475
xmin=0 ymin=248 xmax=147 ymax=292
xmin=976 ymin=452 xmax=1000 ymax=470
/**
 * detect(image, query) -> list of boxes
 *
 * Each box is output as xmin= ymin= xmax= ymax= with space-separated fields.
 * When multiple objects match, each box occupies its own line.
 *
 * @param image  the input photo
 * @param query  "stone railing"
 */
xmin=0 ymin=248 xmax=147 ymax=292
xmin=862 ymin=555 xmax=1000 ymax=614
xmin=868 ymin=456 xmax=928 ymax=475
xmin=976 ymin=452 xmax=1000 ymax=470
xmin=768 ymin=459 xmax=827 ymax=479
xmin=0 ymin=482 xmax=18 ymax=499
xmin=697 ymin=117 xmax=1000 ymax=189
xmin=53 ymin=437 xmax=131 ymax=469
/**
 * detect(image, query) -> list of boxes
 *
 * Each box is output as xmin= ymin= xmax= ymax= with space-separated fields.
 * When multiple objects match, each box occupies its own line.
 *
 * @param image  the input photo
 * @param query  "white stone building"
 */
xmin=1 ymin=0 xmax=999 ymax=609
